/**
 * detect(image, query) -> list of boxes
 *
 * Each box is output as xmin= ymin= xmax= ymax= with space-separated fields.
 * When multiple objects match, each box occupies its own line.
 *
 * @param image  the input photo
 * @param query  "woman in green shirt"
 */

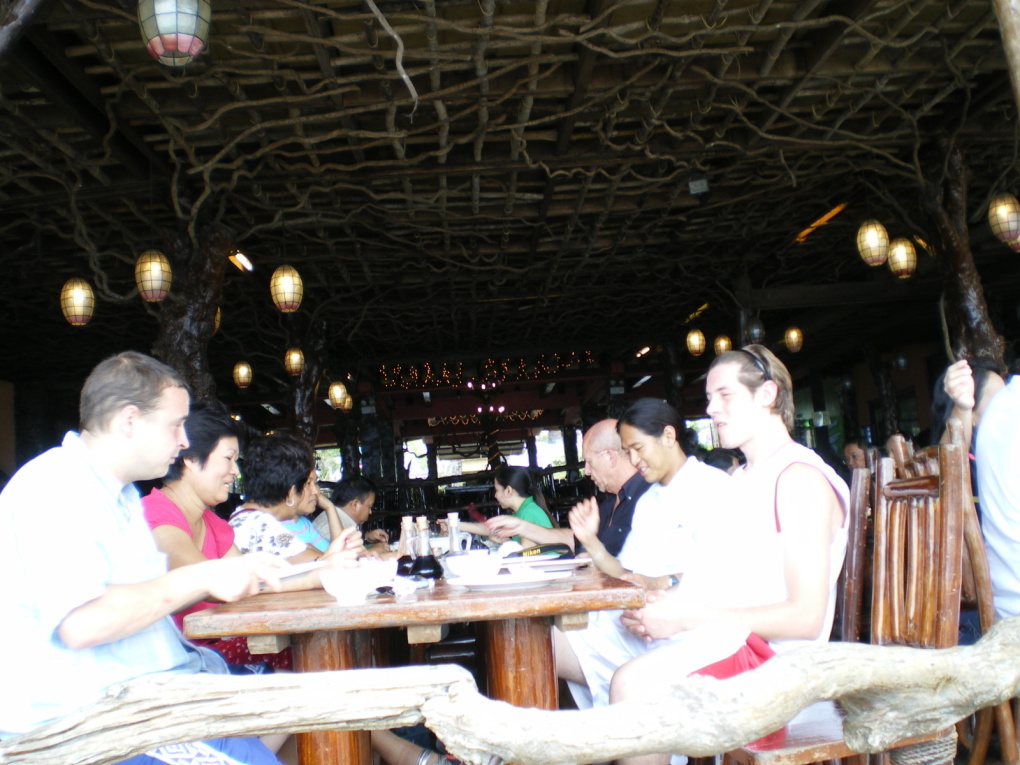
xmin=460 ymin=465 xmax=556 ymax=548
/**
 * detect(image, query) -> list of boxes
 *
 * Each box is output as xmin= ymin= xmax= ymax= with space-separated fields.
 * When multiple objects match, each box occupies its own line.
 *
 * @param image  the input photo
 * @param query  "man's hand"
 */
xmin=203 ymin=553 xmax=289 ymax=600
xmin=568 ymin=497 xmax=601 ymax=545
xmin=944 ymin=359 xmax=975 ymax=411
xmin=620 ymin=571 xmax=670 ymax=591
xmin=364 ymin=528 xmax=389 ymax=545
xmin=620 ymin=590 xmax=690 ymax=641
xmin=485 ymin=515 xmax=523 ymax=540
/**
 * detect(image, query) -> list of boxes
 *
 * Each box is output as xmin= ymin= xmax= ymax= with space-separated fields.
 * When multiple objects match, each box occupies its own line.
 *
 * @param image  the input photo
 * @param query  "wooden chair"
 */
xmin=726 ymin=443 xmax=967 ymax=765
xmin=885 ymin=428 xmax=1020 ymax=765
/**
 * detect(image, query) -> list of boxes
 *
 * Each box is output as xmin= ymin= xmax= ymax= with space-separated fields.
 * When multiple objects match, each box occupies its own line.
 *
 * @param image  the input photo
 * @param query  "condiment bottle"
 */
xmin=410 ymin=516 xmax=442 ymax=583
xmin=396 ymin=515 xmax=416 ymax=576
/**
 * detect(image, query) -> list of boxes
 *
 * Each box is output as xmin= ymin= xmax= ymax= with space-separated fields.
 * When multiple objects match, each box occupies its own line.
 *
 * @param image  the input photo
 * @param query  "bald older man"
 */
xmin=485 ymin=419 xmax=650 ymax=555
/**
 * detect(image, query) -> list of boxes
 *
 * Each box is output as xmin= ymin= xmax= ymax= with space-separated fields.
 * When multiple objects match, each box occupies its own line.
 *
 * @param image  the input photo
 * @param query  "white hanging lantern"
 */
xmin=686 ymin=329 xmax=706 ymax=357
xmin=856 ymin=220 xmax=889 ymax=266
xmin=284 ymin=348 xmax=304 ymax=376
xmin=887 ymin=238 xmax=917 ymax=279
xmin=60 ymin=278 xmax=95 ymax=326
xmin=270 ymin=265 xmax=303 ymax=313
xmin=138 ymin=0 xmax=211 ymax=67
xmin=134 ymin=249 xmax=172 ymax=302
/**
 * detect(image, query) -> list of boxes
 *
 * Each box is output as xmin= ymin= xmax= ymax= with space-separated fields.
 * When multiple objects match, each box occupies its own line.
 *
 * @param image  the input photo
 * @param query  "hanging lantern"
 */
xmin=60 ymin=278 xmax=95 ymax=326
xmin=270 ymin=265 xmax=303 ymax=313
xmin=233 ymin=361 xmax=252 ymax=389
xmin=988 ymin=193 xmax=1020 ymax=247
xmin=887 ymin=237 xmax=917 ymax=279
xmin=746 ymin=316 xmax=765 ymax=343
xmin=212 ymin=307 xmax=221 ymax=335
xmin=713 ymin=335 xmax=732 ymax=355
xmin=137 ymin=0 xmax=211 ymax=67
xmin=856 ymin=220 xmax=889 ymax=266
xmin=686 ymin=329 xmax=706 ymax=357
xmin=784 ymin=326 xmax=804 ymax=353
xmin=328 ymin=382 xmax=353 ymax=412
xmin=134 ymin=249 xmax=172 ymax=302
xmin=284 ymin=348 xmax=304 ymax=376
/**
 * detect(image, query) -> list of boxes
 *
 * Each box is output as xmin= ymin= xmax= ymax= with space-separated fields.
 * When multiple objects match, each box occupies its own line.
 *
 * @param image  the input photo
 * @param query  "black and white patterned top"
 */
xmin=228 ymin=508 xmax=308 ymax=557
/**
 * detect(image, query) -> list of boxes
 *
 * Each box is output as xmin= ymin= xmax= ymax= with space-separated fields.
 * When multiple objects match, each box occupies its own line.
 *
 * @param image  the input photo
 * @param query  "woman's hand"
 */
xmin=323 ymin=526 xmax=364 ymax=565
xmin=486 ymin=515 xmax=523 ymax=540
xmin=944 ymin=359 xmax=975 ymax=411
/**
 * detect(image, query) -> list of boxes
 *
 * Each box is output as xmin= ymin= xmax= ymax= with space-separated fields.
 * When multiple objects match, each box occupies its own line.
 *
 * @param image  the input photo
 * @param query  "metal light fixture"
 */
xmin=887 ymin=237 xmax=917 ymax=279
xmin=60 ymin=278 xmax=95 ymax=326
xmin=134 ymin=249 xmax=172 ymax=302
xmin=746 ymin=316 xmax=765 ymax=343
xmin=856 ymin=220 xmax=889 ymax=266
xmin=686 ymin=329 xmax=706 ymax=356
xmin=229 ymin=250 xmax=254 ymax=272
xmin=138 ymin=0 xmax=211 ymax=67
xmin=283 ymin=348 xmax=304 ymax=376
xmin=784 ymin=326 xmax=804 ymax=353
xmin=988 ymin=193 xmax=1020 ymax=249
xmin=270 ymin=265 xmax=303 ymax=313
xmin=233 ymin=361 xmax=252 ymax=389
xmin=713 ymin=335 xmax=732 ymax=355
xmin=212 ymin=307 xmax=221 ymax=335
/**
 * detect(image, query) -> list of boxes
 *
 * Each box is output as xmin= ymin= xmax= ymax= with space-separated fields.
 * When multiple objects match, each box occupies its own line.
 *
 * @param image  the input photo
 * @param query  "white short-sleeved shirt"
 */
xmin=229 ymin=508 xmax=309 ymax=557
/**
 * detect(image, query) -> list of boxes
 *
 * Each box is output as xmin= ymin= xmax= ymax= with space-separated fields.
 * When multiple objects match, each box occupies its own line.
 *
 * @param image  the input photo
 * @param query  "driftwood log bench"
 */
xmin=4 ymin=616 xmax=1020 ymax=765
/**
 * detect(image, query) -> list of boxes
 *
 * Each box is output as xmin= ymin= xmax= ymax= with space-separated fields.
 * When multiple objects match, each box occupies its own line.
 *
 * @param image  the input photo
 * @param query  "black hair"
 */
xmin=704 ymin=447 xmax=742 ymax=472
xmin=844 ymin=437 xmax=870 ymax=451
xmin=494 ymin=464 xmax=555 ymax=525
xmin=332 ymin=475 xmax=377 ymax=507
xmin=165 ymin=400 xmax=241 ymax=482
xmin=617 ymin=398 xmax=680 ymax=439
xmin=242 ymin=433 xmax=314 ymax=506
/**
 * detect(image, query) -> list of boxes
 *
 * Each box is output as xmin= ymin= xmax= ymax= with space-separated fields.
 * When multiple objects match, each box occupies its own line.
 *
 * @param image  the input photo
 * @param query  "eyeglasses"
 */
xmin=736 ymin=348 xmax=771 ymax=381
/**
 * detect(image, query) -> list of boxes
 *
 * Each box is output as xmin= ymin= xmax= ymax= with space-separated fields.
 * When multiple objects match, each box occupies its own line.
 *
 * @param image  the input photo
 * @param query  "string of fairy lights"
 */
xmin=426 ymin=410 xmax=545 ymax=427
xmin=379 ymin=351 xmax=596 ymax=390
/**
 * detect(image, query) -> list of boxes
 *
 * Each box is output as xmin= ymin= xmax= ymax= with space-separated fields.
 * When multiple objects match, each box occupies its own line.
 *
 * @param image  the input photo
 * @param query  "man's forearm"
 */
xmin=58 ymin=566 xmax=210 ymax=650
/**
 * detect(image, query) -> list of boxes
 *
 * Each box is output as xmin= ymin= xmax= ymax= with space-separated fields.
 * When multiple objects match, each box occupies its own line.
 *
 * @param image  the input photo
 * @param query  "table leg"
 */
xmin=293 ymin=630 xmax=375 ymax=765
xmin=479 ymin=617 xmax=557 ymax=709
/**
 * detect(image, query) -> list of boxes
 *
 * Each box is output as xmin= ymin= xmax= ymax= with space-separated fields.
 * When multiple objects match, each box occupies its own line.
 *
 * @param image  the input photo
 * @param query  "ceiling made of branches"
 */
xmin=2 ymin=0 xmax=1020 ymax=405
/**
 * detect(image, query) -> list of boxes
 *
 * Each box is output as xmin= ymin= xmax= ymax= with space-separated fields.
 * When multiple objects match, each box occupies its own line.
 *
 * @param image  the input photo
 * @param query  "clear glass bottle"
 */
xmin=396 ymin=515 xmax=416 ymax=576
xmin=447 ymin=511 xmax=462 ymax=556
xmin=410 ymin=516 xmax=442 ymax=581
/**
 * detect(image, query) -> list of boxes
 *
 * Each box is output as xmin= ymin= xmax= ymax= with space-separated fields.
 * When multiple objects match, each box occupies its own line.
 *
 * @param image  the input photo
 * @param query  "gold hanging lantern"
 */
xmin=328 ymin=381 xmax=353 ymax=412
xmin=713 ymin=335 xmax=732 ymax=355
xmin=784 ymin=326 xmax=804 ymax=353
xmin=686 ymin=329 xmax=706 ymax=357
xmin=856 ymin=220 xmax=889 ymax=266
xmin=270 ymin=265 xmax=303 ymax=313
xmin=60 ymin=278 xmax=95 ymax=326
xmin=233 ymin=361 xmax=252 ymax=389
xmin=887 ymin=237 xmax=917 ymax=279
xmin=284 ymin=348 xmax=305 ymax=376
xmin=134 ymin=249 xmax=172 ymax=302
xmin=988 ymin=193 xmax=1020 ymax=247
xmin=137 ymin=0 xmax=211 ymax=67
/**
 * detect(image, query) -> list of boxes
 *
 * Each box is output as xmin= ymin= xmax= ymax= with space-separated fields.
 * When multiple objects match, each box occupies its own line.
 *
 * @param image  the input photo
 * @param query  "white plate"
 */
xmin=447 ymin=570 xmax=574 ymax=590
xmin=501 ymin=552 xmax=562 ymax=564
xmin=505 ymin=558 xmax=595 ymax=571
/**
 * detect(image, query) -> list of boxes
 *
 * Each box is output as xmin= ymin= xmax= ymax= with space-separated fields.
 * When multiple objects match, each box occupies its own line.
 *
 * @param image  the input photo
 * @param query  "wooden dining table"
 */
xmin=185 ymin=567 xmax=644 ymax=765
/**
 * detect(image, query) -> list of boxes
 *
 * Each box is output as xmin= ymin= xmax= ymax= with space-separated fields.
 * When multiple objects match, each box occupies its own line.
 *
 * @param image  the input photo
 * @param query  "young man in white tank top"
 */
xmin=611 ymin=346 xmax=849 ymax=765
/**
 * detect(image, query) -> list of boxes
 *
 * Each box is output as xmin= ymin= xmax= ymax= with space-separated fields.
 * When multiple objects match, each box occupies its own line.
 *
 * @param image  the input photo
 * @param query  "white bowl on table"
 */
xmin=444 ymin=550 xmax=502 ymax=580
xmin=320 ymin=558 xmax=397 ymax=605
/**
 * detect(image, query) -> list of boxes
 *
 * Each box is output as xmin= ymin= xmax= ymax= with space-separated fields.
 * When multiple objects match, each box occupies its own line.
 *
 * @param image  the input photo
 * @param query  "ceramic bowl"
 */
xmin=444 ymin=550 xmax=502 ymax=579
